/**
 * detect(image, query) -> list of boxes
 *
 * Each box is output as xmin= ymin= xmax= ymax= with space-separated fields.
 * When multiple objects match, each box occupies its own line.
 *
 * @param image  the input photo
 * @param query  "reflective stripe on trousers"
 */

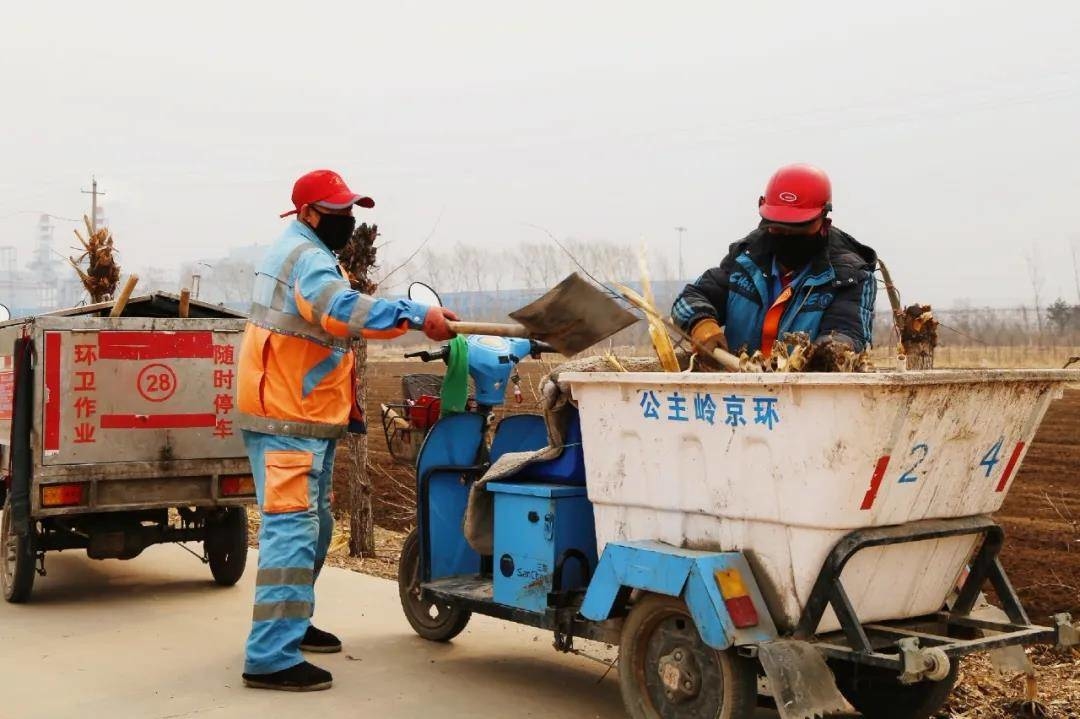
xmin=243 ymin=429 xmax=336 ymax=675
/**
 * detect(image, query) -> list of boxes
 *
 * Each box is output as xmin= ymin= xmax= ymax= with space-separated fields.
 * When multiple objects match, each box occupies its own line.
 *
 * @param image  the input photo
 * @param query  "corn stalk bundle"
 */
xmin=69 ymin=215 xmax=120 ymax=303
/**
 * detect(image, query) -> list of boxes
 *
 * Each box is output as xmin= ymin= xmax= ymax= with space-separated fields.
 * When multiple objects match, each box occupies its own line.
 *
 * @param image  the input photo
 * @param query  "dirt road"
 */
xmin=0 ymin=543 xmax=778 ymax=719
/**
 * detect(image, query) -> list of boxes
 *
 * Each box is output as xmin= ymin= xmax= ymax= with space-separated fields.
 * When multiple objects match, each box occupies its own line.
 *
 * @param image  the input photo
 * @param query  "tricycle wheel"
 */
xmin=397 ymin=528 xmax=471 ymax=641
xmin=205 ymin=507 xmax=248 ymax=586
xmin=830 ymin=658 xmax=960 ymax=719
xmin=1 ymin=496 xmax=36 ymax=603
xmin=619 ymin=593 xmax=757 ymax=719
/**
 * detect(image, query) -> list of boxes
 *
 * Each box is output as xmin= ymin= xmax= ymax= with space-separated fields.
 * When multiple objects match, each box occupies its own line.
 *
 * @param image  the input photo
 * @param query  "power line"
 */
xmin=0 ymin=210 xmax=80 ymax=222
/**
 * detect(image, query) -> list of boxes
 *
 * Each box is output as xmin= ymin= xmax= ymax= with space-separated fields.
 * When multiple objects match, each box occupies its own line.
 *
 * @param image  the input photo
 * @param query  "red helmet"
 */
xmin=280 ymin=169 xmax=374 ymax=218
xmin=758 ymin=164 xmax=832 ymax=224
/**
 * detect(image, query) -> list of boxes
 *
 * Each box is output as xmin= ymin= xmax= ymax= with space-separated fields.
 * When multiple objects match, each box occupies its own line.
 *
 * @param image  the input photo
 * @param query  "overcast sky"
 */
xmin=2 ymin=0 xmax=1077 ymax=308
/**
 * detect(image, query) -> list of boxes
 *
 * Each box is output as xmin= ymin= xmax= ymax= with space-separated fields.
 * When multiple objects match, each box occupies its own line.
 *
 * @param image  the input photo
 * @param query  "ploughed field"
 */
xmin=1000 ymin=388 xmax=1080 ymax=621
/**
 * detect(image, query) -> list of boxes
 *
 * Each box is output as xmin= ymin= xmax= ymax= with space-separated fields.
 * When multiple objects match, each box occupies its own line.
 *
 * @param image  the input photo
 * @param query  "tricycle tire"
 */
xmin=1 ymin=496 xmax=36 ymax=603
xmin=830 ymin=658 xmax=960 ymax=719
xmin=619 ymin=593 xmax=757 ymax=719
xmin=397 ymin=528 xmax=471 ymax=641
xmin=205 ymin=507 xmax=248 ymax=587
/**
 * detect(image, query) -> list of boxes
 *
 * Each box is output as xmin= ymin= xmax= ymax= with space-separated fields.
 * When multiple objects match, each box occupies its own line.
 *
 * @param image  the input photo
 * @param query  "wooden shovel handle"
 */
xmin=179 ymin=288 xmax=191 ymax=318
xmin=445 ymin=320 xmax=530 ymax=338
xmin=109 ymin=275 xmax=139 ymax=318
xmin=712 ymin=347 xmax=743 ymax=372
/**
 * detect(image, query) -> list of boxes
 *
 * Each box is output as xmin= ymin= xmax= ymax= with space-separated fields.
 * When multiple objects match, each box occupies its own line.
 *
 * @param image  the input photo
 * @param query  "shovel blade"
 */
xmin=508 ymin=273 xmax=638 ymax=356
xmin=758 ymin=640 xmax=857 ymax=719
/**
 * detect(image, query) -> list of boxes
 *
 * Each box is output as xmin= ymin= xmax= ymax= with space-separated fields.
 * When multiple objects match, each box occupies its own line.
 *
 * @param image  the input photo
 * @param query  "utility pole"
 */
xmin=674 ymin=226 xmax=687 ymax=281
xmin=81 ymin=176 xmax=106 ymax=232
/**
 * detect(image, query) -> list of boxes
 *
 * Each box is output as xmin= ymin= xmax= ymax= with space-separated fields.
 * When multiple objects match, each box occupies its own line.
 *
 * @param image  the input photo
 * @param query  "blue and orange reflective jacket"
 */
xmin=671 ymin=225 xmax=878 ymax=355
xmin=238 ymin=221 xmax=429 ymax=438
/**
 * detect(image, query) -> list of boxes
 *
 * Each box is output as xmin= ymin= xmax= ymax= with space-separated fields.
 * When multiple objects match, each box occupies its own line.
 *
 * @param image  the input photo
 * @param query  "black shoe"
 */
xmin=242 ymin=661 xmax=332 ymax=692
xmin=300 ymin=625 xmax=342 ymax=654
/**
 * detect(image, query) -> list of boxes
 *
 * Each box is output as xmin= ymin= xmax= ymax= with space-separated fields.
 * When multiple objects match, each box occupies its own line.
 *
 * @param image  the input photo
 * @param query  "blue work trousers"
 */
xmin=242 ymin=430 xmax=336 ymax=675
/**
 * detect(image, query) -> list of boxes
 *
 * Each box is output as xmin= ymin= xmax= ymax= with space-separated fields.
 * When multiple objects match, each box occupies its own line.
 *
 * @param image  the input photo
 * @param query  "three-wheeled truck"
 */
xmin=397 ymin=357 xmax=1080 ymax=719
xmin=0 ymin=293 xmax=255 ymax=603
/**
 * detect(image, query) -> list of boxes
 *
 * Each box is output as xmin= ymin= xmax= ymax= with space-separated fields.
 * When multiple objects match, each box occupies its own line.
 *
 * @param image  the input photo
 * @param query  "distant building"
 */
xmin=0 ymin=215 xmax=89 ymax=317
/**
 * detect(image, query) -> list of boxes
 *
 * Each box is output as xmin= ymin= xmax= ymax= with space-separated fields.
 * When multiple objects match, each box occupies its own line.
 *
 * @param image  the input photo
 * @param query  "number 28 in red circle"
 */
xmin=137 ymin=364 xmax=178 ymax=402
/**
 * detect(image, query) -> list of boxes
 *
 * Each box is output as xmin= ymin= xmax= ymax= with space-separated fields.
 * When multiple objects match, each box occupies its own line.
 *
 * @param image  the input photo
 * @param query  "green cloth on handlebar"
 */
xmin=440 ymin=335 xmax=469 ymax=417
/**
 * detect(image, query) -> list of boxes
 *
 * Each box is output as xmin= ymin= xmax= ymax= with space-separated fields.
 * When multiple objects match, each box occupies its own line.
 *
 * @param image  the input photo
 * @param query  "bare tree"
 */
xmin=650 ymin=249 xmax=675 ymax=284
xmin=415 ymin=248 xmax=448 ymax=292
xmin=455 ymin=242 xmax=487 ymax=292
xmin=517 ymin=243 xmax=562 ymax=289
xmin=338 ymin=223 xmax=379 ymax=558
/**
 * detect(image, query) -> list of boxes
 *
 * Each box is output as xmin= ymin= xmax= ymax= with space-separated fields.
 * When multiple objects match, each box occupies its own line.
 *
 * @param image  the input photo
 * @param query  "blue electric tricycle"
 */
xmin=395 ymin=283 xmax=1080 ymax=719
xmin=393 ymin=322 xmax=776 ymax=718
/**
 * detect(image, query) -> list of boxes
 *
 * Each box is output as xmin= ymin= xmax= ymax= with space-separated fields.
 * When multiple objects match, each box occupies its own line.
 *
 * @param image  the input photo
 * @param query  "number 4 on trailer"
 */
xmin=980 ymin=438 xmax=1004 ymax=477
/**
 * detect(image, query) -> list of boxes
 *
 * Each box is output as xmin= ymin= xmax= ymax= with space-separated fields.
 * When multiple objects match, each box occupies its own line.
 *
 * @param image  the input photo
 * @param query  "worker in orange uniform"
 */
xmin=672 ymin=164 xmax=878 ymax=360
xmin=238 ymin=169 xmax=458 ymax=691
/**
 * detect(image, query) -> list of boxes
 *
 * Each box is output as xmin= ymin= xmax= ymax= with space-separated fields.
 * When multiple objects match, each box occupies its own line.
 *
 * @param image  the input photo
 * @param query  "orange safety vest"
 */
xmin=760 ymin=270 xmax=795 ymax=358
xmin=237 ymin=240 xmax=357 ymax=439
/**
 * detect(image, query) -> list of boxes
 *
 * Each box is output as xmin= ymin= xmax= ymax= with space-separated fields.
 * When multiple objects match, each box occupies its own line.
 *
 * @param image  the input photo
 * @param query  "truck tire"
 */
xmin=1 ymin=496 xmax=36 ymax=603
xmin=397 ymin=528 xmax=471 ymax=641
xmin=205 ymin=507 xmax=248 ymax=587
xmin=619 ymin=593 xmax=757 ymax=719
xmin=830 ymin=658 xmax=960 ymax=719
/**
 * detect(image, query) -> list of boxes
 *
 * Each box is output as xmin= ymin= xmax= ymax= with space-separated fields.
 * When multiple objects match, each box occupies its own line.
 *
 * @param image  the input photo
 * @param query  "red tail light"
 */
xmin=724 ymin=595 xmax=760 ymax=629
xmin=715 ymin=568 xmax=760 ymax=629
xmin=221 ymin=475 xmax=255 ymax=496
xmin=41 ymin=483 xmax=87 ymax=507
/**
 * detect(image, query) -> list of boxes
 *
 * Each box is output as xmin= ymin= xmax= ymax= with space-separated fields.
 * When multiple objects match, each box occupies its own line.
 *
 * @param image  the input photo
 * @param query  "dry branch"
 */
xmin=69 ymin=215 xmax=120 ymax=302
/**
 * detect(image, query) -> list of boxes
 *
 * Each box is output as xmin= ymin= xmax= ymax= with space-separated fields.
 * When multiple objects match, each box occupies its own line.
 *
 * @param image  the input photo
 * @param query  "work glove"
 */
xmin=691 ymin=318 xmax=727 ymax=353
xmin=423 ymin=306 xmax=460 ymax=342
xmin=689 ymin=318 xmax=728 ymax=371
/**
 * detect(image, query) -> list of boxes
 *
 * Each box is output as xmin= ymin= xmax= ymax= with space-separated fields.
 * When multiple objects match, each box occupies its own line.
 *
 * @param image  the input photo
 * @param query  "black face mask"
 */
xmin=311 ymin=212 xmax=356 ymax=252
xmin=768 ymin=232 xmax=828 ymax=270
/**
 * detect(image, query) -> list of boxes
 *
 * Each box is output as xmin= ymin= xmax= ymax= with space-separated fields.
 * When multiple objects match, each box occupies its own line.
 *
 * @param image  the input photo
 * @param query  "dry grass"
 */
xmin=245 ymin=511 xmax=406 ymax=581
xmin=878 ymin=345 xmax=1080 ymax=370
xmin=940 ymin=647 xmax=1080 ymax=718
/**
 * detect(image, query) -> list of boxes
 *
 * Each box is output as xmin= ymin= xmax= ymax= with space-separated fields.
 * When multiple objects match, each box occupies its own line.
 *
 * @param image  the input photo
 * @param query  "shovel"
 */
xmin=443 ymin=273 xmax=638 ymax=357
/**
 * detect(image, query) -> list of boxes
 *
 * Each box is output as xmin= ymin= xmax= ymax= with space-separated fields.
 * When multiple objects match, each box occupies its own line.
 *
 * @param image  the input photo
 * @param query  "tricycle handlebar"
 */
xmin=403 ymin=347 xmax=450 ymax=363
xmin=530 ymin=340 xmax=557 ymax=357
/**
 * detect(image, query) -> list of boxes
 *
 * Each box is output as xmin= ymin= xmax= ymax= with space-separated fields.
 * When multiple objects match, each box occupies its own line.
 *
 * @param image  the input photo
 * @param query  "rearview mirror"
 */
xmin=408 ymin=282 xmax=443 ymax=308
xmin=0 ymin=304 xmax=10 ymax=322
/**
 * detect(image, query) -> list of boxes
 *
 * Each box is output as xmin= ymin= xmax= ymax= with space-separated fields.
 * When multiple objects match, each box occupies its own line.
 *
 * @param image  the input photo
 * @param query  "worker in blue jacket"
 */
xmin=672 ymin=164 xmax=877 ymax=360
xmin=238 ymin=169 xmax=458 ymax=692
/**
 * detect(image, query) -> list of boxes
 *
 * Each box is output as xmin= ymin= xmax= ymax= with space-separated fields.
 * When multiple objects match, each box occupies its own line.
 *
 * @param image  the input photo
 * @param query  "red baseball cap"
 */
xmin=280 ymin=169 xmax=375 ymax=218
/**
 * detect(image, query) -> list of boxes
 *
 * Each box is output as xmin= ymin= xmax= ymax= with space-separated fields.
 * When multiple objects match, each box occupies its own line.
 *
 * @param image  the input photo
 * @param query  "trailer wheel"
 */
xmin=1 ymin=496 xmax=36 ymax=603
xmin=619 ymin=594 xmax=757 ymax=719
xmin=830 ymin=659 xmax=960 ymax=719
xmin=205 ymin=507 xmax=248 ymax=586
xmin=397 ymin=528 xmax=471 ymax=641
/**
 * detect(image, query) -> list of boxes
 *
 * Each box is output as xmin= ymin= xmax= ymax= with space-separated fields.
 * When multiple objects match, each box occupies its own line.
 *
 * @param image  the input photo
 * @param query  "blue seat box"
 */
xmin=488 ymin=482 xmax=597 ymax=613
